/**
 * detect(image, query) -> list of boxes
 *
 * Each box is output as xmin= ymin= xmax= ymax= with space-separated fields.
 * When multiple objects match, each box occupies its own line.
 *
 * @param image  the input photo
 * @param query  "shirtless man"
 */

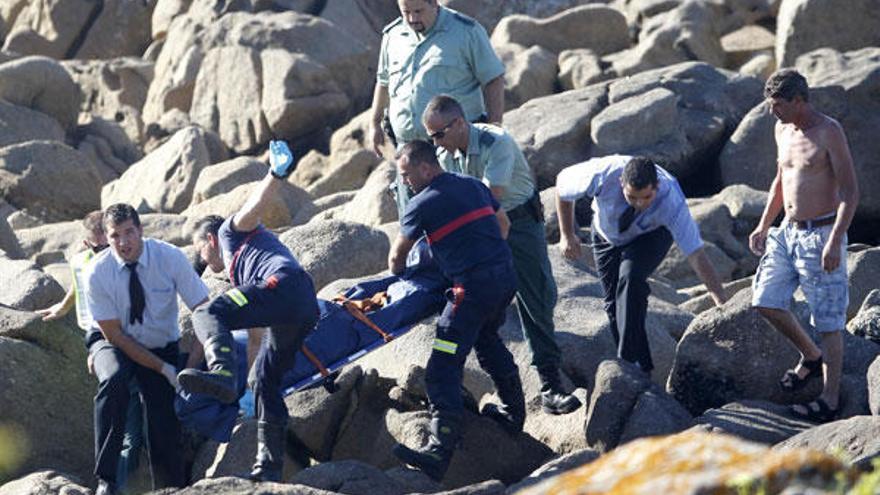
xmin=749 ymin=68 xmax=859 ymax=422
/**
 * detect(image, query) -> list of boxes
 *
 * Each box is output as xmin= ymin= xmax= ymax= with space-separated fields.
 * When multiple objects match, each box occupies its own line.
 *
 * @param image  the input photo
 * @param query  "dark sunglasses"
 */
xmin=428 ymin=118 xmax=457 ymax=140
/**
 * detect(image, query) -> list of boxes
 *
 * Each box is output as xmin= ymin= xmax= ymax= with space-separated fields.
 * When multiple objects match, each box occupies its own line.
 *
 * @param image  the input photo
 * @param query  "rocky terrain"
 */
xmin=1 ymin=0 xmax=880 ymax=494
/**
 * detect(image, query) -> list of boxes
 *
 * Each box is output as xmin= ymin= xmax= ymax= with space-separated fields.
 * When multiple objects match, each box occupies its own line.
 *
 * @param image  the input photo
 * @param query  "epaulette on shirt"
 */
xmin=450 ymin=10 xmax=476 ymax=26
xmin=383 ymin=17 xmax=403 ymax=33
xmin=478 ymin=128 xmax=496 ymax=149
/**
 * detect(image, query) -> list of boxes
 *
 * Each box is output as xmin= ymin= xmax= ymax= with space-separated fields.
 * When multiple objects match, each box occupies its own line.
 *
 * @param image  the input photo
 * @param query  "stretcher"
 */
xmin=176 ymin=239 xmax=447 ymax=442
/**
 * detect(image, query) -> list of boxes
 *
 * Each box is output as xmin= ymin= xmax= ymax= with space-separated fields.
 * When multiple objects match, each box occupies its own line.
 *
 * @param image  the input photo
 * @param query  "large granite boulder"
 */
xmin=0 ymin=306 xmax=95 ymax=483
xmin=0 ymin=140 xmax=104 ymax=223
xmin=584 ymin=360 xmax=692 ymax=453
xmin=0 ymin=258 xmax=64 ymax=311
xmin=279 ymin=220 xmax=389 ymax=291
xmin=2 ymin=0 xmax=97 ymax=59
xmin=71 ymin=0 xmax=155 ymax=60
xmin=440 ymin=0 xmax=597 ymax=34
xmin=0 ymin=56 xmax=81 ymax=132
xmin=0 ymin=470 xmax=90 ymax=495
xmin=495 ymin=44 xmax=558 ymax=111
xmin=517 ymin=431 xmax=849 ymax=494
xmin=182 ymin=179 xmax=315 ymax=231
xmin=490 ymin=5 xmax=629 ymax=57
xmin=190 ymin=156 xmax=267 ymax=205
xmin=668 ymin=289 xmax=880 ymax=416
xmin=101 ymin=126 xmax=212 ymax=214
xmin=609 ymin=0 xmax=727 ymax=77
xmin=775 ymin=416 xmax=880 ymax=469
xmin=505 ymin=83 xmax=609 ymax=189
xmin=689 ymin=400 xmax=814 ymax=445
xmin=595 ymin=62 xmax=762 ymax=181
xmin=62 ymin=57 xmax=153 ymax=148
xmin=775 ymin=0 xmax=880 ymax=67
xmin=143 ymin=10 xmax=374 ymax=150
xmin=0 ymin=101 xmax=65 ymax=149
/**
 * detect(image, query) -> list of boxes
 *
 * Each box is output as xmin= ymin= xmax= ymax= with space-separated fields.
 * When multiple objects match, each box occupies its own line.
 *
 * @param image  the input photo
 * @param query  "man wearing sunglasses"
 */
xmin=422 ymin=95 xmax=582 ymax=418
xmin=370 ymin=0 xmax=505 ymax=217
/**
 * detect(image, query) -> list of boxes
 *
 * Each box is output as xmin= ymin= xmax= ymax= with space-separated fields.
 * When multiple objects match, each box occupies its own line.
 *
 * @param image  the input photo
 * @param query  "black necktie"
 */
xmin=126 ymin=262 xmax=145 ymax=325
xmin=618 ymin=205 xmax=637 ymax=233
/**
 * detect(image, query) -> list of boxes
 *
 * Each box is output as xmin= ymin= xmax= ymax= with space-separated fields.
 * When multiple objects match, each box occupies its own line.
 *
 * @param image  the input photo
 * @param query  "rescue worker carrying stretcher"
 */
xmin=179 ymin=140 xmax=319 ymax=482
xmin=388 ymin=140 xmax=525 ymax=481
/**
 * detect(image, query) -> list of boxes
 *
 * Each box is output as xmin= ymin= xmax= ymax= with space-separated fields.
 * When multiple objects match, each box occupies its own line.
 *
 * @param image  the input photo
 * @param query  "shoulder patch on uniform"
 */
xmin=478 ymin=128 xmax=496 ymax=148
xmin=451 ymin=11 xmax=476 ymax=26
xmin=383 ymin=17 xmax=403 ymax=33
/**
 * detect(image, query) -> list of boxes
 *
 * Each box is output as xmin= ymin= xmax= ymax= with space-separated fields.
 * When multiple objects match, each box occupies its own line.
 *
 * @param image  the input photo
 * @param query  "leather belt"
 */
xmin=791 ymin=215 xmax=836 ymax=230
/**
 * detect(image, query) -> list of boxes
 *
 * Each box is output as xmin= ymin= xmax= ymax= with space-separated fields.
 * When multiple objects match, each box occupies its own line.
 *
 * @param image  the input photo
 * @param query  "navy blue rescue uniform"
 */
xmin=191 ymin=217 xmax=318 ymax=423
xmin=400 ymin=173 xmax=518 ymax=418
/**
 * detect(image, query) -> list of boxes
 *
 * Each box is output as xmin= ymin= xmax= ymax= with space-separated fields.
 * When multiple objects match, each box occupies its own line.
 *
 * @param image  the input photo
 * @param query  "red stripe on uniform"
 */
xmin=427 ymin=206 xmax=495 ymax=244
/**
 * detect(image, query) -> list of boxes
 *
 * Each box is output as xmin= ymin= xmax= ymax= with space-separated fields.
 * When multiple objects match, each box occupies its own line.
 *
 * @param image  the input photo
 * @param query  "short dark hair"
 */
xmin=82 ymin=210 xmax=104 ymax=233
xmin=764 ymin=68 xmax=809 ymax=102
xmin=396 ymin=140 xmax=440 ymax=169
xmin=103 ymin=203 xmax=140 ymax=229
xmin=423 ymin=94 xmax=465 ymax=124
xmin=192 ymin=215 xmax=224 ymax=242
xmin=621 ymin=156 xmax=658 ymax=189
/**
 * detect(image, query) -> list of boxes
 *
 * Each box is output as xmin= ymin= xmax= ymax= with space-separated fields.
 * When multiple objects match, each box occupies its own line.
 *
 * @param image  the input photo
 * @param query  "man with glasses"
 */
xmin=369 ymin=0 xmax=505 ymax=216
xmin=422 ymin=95 xmax=581 ymax=418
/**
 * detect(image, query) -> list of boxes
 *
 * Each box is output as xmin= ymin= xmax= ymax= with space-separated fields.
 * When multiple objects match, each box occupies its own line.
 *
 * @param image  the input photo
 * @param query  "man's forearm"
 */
xmin=232 ymin=173 xmax=282 ymax=233
xmin=482 ymin=76 xmax=505 ymax=124
xmin=687 ymin=248 xmax=727 ymax=305
xmin=99 ymin=321 xmax=168 ymax=372
xmin=371 ymin=84 xmax=390 ymax=126
xmin=556 ymin=194 xmax=577 ymax=240
xmin=388 ymin=235 xmax=415 ymax=276
xmin=758 ymin=174 xmax=784 ymax=230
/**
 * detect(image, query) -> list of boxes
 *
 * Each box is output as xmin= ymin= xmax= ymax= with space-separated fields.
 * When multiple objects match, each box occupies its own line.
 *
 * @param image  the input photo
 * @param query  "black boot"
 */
xmin=249 ymin=421 xmax=286 ymax=482
xmin=538 ymin=366 xmax=582 ymax=415
xmin=393 ymin=414 xmax=460 ymax=481
xmin=178 ymin=333 xmax=238 ymax=404
xmin=481 ymin=371 xmax=526 ymax=434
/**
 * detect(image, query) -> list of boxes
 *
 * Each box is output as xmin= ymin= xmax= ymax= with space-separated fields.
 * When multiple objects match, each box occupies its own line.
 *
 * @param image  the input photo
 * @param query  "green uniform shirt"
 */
xmin=377 ymin=7 xmax=504 ymax=144
xmin=437 ymin=123 xmax=536 ymax=211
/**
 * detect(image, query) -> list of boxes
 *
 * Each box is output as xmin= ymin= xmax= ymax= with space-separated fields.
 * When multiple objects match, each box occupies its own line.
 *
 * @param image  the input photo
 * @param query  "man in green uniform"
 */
xmin=422 ymin=95 xmax=582 ymax=416
xmin=369 ymin=0 xmax=505 ymax=216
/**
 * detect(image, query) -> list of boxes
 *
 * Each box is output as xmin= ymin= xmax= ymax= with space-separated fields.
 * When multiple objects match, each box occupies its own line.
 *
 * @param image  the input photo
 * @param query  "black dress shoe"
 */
xmin=95 ymin=479 xmax=117 ymax=495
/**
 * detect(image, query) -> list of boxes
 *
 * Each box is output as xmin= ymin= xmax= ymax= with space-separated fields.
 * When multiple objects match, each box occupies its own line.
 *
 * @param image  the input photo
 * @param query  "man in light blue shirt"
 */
xmin=556 ymin=155 xmax=726 ymax=372
xmin=86 ymin=203 xmax=209 ymax=495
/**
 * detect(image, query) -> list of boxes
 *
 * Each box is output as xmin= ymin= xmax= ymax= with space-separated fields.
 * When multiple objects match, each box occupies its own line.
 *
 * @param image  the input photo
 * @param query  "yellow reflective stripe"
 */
xmin=226 ymin=288 xmax=248 ymax=307
xmin=433 ymin=338 xmax=458 ymax=355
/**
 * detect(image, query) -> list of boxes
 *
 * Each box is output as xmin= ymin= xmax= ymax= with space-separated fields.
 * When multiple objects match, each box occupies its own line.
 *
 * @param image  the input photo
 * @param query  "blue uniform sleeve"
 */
xmin=399 ymin=201 xmax=423 ymax=240
xmin=664 ymin=185 xmax=704 ymax=256
xmin=466 ymin=23 xmax=505 ymax=85
xmin=168 ymin=245 xmax=210 ymax=310
xmin=556 ymin=159 xmax=607 ymax=201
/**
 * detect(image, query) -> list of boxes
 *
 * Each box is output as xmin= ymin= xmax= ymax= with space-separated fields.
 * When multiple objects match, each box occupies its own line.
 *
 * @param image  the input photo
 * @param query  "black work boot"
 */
xmin=249 ymin=421 xmax=286 ymax=482
xmin=393 ymin=414 xmax=460 ymax=481
xmin=481 ymin=371 xmax=526 ymax=434
xmin=537 ymin=366 xmax=582 ymax=415
xmin=178 ymin=333 xmax=238 ymax=404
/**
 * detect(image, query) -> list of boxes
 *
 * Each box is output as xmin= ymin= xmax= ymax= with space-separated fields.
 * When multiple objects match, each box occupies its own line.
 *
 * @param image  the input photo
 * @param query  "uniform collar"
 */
xmin=452 ymin=123 xmax=481 ymax=162
xmin=413 ymin=6 xmax=450 ymax=39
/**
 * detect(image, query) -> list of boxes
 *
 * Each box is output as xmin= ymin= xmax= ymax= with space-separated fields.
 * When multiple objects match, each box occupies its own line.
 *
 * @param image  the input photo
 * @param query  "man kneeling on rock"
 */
xmin=388 ymin=140 xmax=525 ymax=481
xmin=182 ymin=140 xmax=319 ymax=481
xmin=556 ymin=155 xmax=727 ymax=374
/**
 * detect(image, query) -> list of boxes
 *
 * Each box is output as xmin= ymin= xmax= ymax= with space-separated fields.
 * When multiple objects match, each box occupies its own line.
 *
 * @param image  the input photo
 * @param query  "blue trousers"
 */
xmin=91 ymin=340 xmax=183 ymax=488
xmin=191 ymin=269 xmax=318 ymax=424
xmin=426 ymin=262 xmax=518 ymax=418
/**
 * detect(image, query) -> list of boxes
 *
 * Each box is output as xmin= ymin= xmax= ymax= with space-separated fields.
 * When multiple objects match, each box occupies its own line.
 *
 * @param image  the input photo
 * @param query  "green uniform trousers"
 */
xmin=507 ymin=216 xmax=561 ymax=368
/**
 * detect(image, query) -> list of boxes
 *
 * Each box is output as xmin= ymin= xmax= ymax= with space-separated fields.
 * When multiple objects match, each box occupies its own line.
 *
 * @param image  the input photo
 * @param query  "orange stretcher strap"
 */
xmin=337 ymin=298 xmax=394 ymax=343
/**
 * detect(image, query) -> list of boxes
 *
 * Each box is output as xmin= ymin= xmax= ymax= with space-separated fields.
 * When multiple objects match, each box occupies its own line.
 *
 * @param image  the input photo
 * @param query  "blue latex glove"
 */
xmin=269 ymin=140 xmax=295 ymax=179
